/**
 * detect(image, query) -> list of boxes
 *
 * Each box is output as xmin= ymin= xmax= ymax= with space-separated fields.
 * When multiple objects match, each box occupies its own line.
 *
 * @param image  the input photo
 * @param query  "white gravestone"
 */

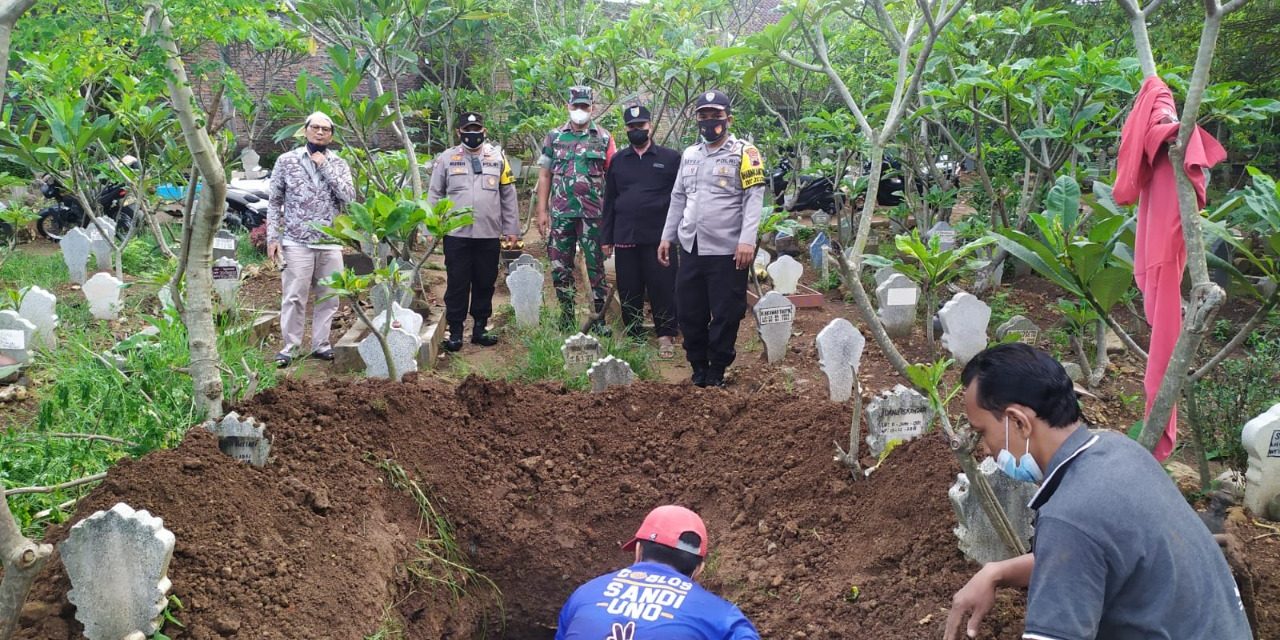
xmin=0 ymin=310 xmax=36 ymax=364
xmin=60 ymin=503 xmax=175 ymax=640
xmin=1243 ymin=403 xmax=1280 ymax=518
xmin=562 ymin=332 xmax=602 ymax=375
xmin=212 ymin=229 xmax=237 ymax=263
xmin=816 ymin=318 xmax=865 ymax=403
xmin=241 ymin=148 xmax=267 ymax=179
xmin=767 ymin=255 xmax=804 ymax=295
xmin=927 ymin=220 xmax=957 ymax=251
xmin=949 ymin=457 xmax=1037 ymax=564
xmin=865 ymin=384 xmax=934 ymax=457
xmin=83 ymin=272 xmax=124 ymax=320
xmin=753 ymin=248 xmax=772 ymax=271
xmin=874 ymin=266 xmax=902 ymax=287
xmin=507 ymin=264 xmax=544 ymax=329
xmin=358 ymin=326 xmax=419 ymax=381
xmin=370 ymin=271 xmax=414 ymax=316
xmin=939 ymin=292 xmax=991 ymax=366
xmin=587 ymin=355 xmax=635 ymax=393
xmin=88 ymin=219 xmax=117 ymax=271
xmin=207 ymin=411 xmax=271 ymax=467
xmin=753 ymin=291 xmax=795 ymax=364
xmin=995 ymin=315 xmax=1041 ymax=345
xmin=212 ymin=257 xmax=242 ymax=307
xmin=19 ymin=286 xmax=58 ymax=348
xmin=876 ymin=274 xmax=919 ymax=339
xmin=508 ymin=253 xmax=542 ymax=275
xmin=62 ymin=227 xmax=93 ymax=284
xmin=370 ymin=301 xmax=423 ymax=337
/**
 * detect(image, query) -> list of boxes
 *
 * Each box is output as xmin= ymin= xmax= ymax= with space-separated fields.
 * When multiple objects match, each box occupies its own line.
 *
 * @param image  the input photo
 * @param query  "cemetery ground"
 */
xmin=5 ymin=221 xmax=1280 ymax=639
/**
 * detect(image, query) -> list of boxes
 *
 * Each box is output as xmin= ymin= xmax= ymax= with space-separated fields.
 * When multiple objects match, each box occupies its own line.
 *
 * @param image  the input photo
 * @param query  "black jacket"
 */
xmin=602 ymin=143 xmax=681 ymax=245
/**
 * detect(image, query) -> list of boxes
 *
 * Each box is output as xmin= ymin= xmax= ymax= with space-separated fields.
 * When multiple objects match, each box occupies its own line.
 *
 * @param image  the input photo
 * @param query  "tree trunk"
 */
xmin=147 ymin=1 xmax=227 ymax=419
xmin=0 ymin=493 xmax=52 ymax=640
xmin=0 ymin=0 xmax=36 ymax=113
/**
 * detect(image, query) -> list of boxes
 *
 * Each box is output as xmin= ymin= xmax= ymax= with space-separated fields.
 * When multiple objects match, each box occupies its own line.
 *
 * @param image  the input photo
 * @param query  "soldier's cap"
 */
xmin=567 ymin=85 xmax=593 ymax=106
xmin=694 ymin=90 xmax=731 ymax=114
xmin=458 ymin=112 xmax=484 ymax=129
xmin=621 ymin=505 xmax=708 ymax=558
xmin=622 ymin=104 xmax=651 ymax=125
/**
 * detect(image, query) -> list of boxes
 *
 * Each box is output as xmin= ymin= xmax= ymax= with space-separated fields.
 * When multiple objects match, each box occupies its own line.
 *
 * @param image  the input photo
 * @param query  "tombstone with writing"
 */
xmin=88 ymin=219 xmax=116 ymax=271
xmin=370 ymin=301 xmax=423 ymax=337
xmin=753 ymin=291 xmax=795 ymax=364
xmin=767 ymin=255 xmax=804 ymax=295
xmin=207 ymin=411 xmax=271 ymax=467
xmin=62 ymin=227 xmax=93 ymax=284
xmin=995 ymin=315 xmax=1041 ymax=345
xmin=811 ymin=211 xmax=831 ymax=227
xmin=358 ymin=326 xmax=419 ymax=381
xmin=60 ymin=502 xmax=175 ymax=640
xmin=949 ymin=457 xmax=1037 ymax=564
xmin=926 ymin=220 xmax=957 ymax=251
xmin=507 ymin=264 xmax=544 ymax=328
xmin=587 ymin=355 xmax=635 ymax=393
xmin=212 ymin=257 xmax=242 ymax=307
xmin=83 ymin=272 xmax=124 ymax=320
xmin=212 ymin=229 xmax=238 ymax=263
xmin=816 ymin=318 xmax=865 ymax=403
xmin=865 ymin=384 xmax=934 ymax=457
xmin=561 ymin=332 xmax=602 ymax=375
xmin=876 ymin=273 xmax=919 ymax=339
xmin=939 ymin=292 xmax=991 ymax=366
xmin=773 ymin=229 xmax=799 ymax=255
xmin=1243 ymin=402 xmax=1280 ymax=518
xmin=18 ymin=286 xmax=57 ymax=349
xmin=874 ymin=266 xmax=901 ymax=287
xmin=0 ymin=310 xmax=36 ymax=364
xmin=508 ymin=253 xmax=542 ymax=275
xmin=809 ymin=232 xmax=830 ymax=271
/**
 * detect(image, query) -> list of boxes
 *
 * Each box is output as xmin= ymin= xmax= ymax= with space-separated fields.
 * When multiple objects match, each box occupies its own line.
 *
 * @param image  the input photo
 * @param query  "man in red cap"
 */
xmin=555 ymin=505 xmax=759 ymax=640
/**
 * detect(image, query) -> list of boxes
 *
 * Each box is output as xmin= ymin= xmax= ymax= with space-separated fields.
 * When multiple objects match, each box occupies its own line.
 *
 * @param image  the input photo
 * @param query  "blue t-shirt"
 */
xmin=555 ymin=561 xmax=760 ymax=640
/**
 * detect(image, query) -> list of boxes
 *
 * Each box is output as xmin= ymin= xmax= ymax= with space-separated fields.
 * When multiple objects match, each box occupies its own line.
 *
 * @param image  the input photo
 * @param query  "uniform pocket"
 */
xmin=710 ymin=165 xmax=739 ymax=194
xmin=480 ymin=168 xmax=501 ymax=191
xmin=584 ymin=150 xmax=606 ymax=177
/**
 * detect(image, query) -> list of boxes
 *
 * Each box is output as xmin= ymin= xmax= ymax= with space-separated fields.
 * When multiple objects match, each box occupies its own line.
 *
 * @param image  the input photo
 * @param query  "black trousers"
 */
xmin=443 ymin=235 xmax=500 ymax=332
xmin=614 ymin=244 xmax=678 ymax=338
xmin=676 ymin=243 xmax=748 ymax=369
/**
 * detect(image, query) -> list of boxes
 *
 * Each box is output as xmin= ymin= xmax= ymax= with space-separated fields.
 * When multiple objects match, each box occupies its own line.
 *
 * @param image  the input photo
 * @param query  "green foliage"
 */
xmin=985 ymin=289 xmax=1028 ymax=328
xmin=989 ymin=177 xmax=1135 ymax=317
xmin=905 ymin=358 xmax=959 ymax=418
xmin=1189 ymin=334 xmax=1280 ymax=473
xmin=491 ymin=308 xmax=658 ymax=390
xmin=864 ymin=230 xmax=994 ymax=294
xmin=0 ymin=308 xmax=276 ymax=535
xmin=1203 ymin=166 xmax=1280 ymax=300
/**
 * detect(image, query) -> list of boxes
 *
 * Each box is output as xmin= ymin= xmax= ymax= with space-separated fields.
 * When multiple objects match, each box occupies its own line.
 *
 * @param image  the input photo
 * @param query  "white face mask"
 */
xmin=569 ymin=108 xmax=591 ymax=125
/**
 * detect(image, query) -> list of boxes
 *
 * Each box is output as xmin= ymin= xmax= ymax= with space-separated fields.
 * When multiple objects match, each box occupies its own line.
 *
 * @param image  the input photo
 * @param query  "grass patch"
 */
xmin=499 ymin=307 xmax=659 ymax=390
xmin=1 ymin=307 xmax=276 ymax=536
xmin=0 ymin=250 xmax=68 ymax=291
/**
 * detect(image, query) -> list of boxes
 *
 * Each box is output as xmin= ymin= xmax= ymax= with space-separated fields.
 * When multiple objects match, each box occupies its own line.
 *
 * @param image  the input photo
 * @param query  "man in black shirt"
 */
xmin=602 ymin=105 xmax=682 ymax=357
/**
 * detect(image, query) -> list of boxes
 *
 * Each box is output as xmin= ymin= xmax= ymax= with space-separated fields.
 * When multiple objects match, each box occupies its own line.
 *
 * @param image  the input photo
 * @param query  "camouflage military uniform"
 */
xmin=538 ymin=121 xmax=617 ymax=321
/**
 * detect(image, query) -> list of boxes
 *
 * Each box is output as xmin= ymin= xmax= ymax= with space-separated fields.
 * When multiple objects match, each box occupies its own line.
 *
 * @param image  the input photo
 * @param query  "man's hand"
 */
xmin=944 ymin=565 xmax=1000 ymax=640
xmin=267 ymin=242 xmax=282 ymax=268
xmin=310 ymin=150 xmax=327 ymax=166
xmin=733 ymin=243 xmax=755 ymax=270
xmin=504 ymin=234 xmax=521 ymax=245
xmin=601 ymin=244 xmax=613 ymax=258
xmin=657 ymin=241 xmax=671 ymax=267
xmin=536 ymin=207 xmax=550 ymax=238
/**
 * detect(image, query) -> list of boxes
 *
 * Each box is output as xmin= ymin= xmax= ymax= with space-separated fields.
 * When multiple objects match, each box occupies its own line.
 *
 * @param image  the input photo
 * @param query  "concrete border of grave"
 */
xmin=333 ymin=308 xmax=446 ymax=374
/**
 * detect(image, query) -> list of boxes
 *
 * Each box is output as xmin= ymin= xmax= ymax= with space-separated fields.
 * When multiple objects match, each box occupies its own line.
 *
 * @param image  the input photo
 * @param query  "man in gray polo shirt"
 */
xmin=945 ymin=343 xmax=1250 ymax=640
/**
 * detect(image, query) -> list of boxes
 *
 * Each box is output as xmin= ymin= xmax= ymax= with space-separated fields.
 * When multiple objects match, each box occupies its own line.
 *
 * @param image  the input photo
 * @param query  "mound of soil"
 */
xmin=15 ymin=376 xmax=1276 ymax=639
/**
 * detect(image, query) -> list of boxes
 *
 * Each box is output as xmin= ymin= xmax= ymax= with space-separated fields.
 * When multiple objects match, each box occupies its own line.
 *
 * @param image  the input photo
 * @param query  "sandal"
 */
xmin=274 ymin=352 xmax=293 ymax=369
xmin=658 ymin=338 xmax=676 ymax=360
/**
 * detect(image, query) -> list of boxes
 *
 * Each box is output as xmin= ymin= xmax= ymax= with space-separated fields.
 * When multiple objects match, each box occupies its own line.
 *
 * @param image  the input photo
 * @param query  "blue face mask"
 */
xmin=996 ymin=416 xmax=1043 ymax=484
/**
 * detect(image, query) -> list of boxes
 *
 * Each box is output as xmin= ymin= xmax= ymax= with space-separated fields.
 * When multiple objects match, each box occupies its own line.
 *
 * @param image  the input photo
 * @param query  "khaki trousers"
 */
xmin=280 ymin=245 xmax=343 ymax=356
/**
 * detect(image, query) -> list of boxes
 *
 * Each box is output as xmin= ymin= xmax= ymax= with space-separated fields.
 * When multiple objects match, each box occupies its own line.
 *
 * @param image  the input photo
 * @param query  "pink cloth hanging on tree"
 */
xmin=1113 ymin=75 xmax=1226 ymax=462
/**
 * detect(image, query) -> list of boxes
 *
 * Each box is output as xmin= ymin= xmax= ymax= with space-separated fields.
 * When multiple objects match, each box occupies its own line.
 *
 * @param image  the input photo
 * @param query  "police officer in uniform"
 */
xmin=659 ymin=90 xmax=765 ymax=388
xmin=535 ymin=85 xmax=617 ymax=333
xmin=427 ymin=111 xmax=520 ymax=351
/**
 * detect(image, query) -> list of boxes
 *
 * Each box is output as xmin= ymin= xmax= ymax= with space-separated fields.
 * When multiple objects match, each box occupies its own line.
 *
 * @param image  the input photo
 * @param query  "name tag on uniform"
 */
xmin=653 ymin=162 xmax=665 ymax=169
xmin=450 ymin=167 xmax=467 ymax=175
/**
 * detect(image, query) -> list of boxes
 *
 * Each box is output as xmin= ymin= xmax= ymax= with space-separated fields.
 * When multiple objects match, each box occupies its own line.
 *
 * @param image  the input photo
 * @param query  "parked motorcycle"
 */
xmin=769 ymin=156 xmax=843 ymax=216
xmin=36 ymin=175 xmax=135 ymax=242
xmin=224 ymin=179 xmax=270 ymax=230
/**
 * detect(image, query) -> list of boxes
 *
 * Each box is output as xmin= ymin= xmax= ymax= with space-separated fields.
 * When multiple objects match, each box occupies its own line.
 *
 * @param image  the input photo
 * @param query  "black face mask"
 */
xmin=698 ymin=119 xmax=728 ymax=143
xmin=306 ymin=141 xmax=328 ymax=154
xmin=460 ymin=131 xmax=485 ymax=149
xmin=626 ymin=129 xmax=650 ymax=147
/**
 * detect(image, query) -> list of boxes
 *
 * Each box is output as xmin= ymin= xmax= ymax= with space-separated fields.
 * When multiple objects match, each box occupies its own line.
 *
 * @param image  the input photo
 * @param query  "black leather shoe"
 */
xmin=471 ymin=332 xmax=499 ymax=347
xmin=442 ymin=335 xmax=463 ymax=352
xmin=705 ymin=366 xmax=726 ymax=388
xmin=692 ymin=366 xmax=709 ymax=387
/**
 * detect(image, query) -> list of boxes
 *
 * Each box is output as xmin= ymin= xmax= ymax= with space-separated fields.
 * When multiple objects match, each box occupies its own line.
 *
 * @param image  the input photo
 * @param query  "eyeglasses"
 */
xmin=307 ymin=125 xmax=334 ymax=133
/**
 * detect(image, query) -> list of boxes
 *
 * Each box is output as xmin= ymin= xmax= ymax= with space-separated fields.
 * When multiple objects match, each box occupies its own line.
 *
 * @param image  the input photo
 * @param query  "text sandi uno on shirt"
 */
xmin=555 ymin=562 xmax=759 ymax=640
